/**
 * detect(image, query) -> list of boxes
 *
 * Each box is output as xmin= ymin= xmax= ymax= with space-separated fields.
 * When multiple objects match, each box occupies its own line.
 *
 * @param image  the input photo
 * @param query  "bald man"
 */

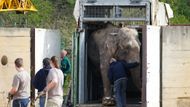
xmin=60 ymin=50 xmax=71 ymax=74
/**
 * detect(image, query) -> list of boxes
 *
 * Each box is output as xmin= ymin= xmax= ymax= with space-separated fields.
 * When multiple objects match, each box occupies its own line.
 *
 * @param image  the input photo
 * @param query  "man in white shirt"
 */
xmin=9 ymin=58 xmax=30 ymax=107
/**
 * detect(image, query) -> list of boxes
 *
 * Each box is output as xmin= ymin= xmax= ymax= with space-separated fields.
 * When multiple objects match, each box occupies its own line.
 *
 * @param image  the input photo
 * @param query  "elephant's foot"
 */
xmin=102 ymin=97 xmax=115 ymax=106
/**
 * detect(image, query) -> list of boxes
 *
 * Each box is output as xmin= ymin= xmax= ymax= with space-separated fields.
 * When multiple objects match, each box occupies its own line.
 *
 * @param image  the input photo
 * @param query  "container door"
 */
xmin=72 ymin=31 xmax=80 ymax=106
xmin=72 ymin=30 xmax=87 ymax=105
xmin=142 ymin=26 xmax=161 ymax=107
xmin=78 ymin=30 xmax=87 ymax=104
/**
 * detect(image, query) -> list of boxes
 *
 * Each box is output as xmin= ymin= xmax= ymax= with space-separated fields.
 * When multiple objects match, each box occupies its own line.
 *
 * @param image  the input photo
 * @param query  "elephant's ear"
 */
xmin=117 ymin=28 xmax=130 ymax=49
xmin=129 ymin=28 xmax=141 ymax=46
xmin=104 ymin=34 xmax=118 ymax=56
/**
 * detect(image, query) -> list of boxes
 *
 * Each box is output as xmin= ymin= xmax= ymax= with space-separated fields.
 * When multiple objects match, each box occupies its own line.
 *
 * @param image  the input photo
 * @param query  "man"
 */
xmin=108 ymin=58 xmax=139 ymax=107
xmin=33 ymin=58 xmax=51 ymax=107
xmin=60 ymin=49 xmax=71 ymax=87
xmin=60 ymin=49 xmax=71 ymax=74
xmin=9 ymin=58 xmax=30 ymax=107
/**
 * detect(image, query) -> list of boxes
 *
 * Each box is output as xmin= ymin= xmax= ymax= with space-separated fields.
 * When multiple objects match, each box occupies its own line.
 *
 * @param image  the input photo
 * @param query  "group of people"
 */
xmin=8 ymin=49 xmax=71 ymax=107
xmin=8 ymin=48 xmax=139 ymax=107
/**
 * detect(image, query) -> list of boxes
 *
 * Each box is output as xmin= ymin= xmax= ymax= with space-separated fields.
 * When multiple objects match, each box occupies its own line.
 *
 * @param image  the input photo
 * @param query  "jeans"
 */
xmin=114 ymin=77 xmax=127 ymax=107
xmin=39 ymin=96 xmax=46 ymax=107
xmin=13 ymin=98 xmax=29 ymax=107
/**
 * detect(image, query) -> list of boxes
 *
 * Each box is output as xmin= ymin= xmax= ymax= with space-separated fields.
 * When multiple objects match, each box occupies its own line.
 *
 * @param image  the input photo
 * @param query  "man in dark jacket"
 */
xmin=108 ymin=58 xmax=139 ymax=107
xmin=33 ymin=58 xmax=51 ymax=107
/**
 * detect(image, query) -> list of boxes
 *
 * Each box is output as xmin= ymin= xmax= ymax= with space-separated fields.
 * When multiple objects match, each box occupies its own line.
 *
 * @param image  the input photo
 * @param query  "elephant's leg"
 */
xmin=100 ymin=63 xmax=111 ymax=97
xmin=99 ymin=57 xmax=115 ymax=106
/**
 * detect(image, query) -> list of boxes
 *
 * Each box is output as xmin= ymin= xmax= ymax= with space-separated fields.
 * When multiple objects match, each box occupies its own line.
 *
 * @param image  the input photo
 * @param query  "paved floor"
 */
xmin=77 ymin=104 xmax=141 ymax=107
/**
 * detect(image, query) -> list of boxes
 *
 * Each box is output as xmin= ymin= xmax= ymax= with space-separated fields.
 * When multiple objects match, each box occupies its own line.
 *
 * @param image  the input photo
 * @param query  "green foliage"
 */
xmin=28 ymin=0 xmax=76 ymax=49
xmin=0 ymin=0 xmax=76 ymax=49
xmin=170 ymin=14 xmax=190 ymax=24
xmin=0 ymin=0 xmax=55 ymax=27
xmin=1 ymin=0 xmax=190 ymax=48
xmin=160 ymin=0 xmax=190 ymax=24
xmin=27 ymin=0 xmax=55 ymax=28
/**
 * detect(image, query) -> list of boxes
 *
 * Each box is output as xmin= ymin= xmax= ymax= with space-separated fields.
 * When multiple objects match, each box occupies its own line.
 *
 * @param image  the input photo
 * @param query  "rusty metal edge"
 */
xmin=30 ymin=28 xmax=35 ymax=106
xmin=141 ymin=25 xmax=147 ymax=107
xmin=160 ymin=26 xmax=163 ymax=107
xmin=169 ymin=24 xmax=190 ymax=26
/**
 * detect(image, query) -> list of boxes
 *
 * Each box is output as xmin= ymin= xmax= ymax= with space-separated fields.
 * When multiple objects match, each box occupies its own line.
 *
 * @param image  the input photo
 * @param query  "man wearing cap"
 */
xmin=33 ymin=58 xmax=51 ymax=107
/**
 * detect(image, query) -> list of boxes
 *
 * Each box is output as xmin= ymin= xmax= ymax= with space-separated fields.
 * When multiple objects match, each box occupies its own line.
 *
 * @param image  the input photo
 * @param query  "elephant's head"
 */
xmin=115 ymin=27 xmax=141 ymax=63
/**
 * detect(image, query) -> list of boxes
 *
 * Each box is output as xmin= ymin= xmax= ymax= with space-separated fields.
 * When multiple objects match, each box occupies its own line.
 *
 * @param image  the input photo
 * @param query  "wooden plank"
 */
xmin=162 ymin=26 xmax=190 ymax=107
xmin=162 ymin=99 xmax=177 ymax=107
xmin=163 ymin=97 xmax=190 ymax=107
xmin=163 ymin=88 xmax=190 ymax=99
xmin=0 ymin=28 xmax=30 ymax=37
xmin=0 ymin=37 xmax=30 ymax=47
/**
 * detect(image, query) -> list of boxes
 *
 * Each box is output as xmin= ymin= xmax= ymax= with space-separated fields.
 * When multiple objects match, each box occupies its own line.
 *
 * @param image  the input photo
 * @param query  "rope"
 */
xmin=44 ymin=91 xmax=48 ymax=107
xmin=7 ymin=101 xmax=10 ymax=107
xmin=7 ymin=93 xmax=13 ymax=107
xmin=34 ymin=91 xmax=48 ymax=107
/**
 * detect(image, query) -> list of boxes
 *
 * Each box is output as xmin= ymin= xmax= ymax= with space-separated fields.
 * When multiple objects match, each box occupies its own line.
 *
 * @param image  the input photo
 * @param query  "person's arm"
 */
xmin=125 ymin=62 xmax=139 ymax=69
xmin=44 ymin=81 xmax=57 ymax=92
xmin=43 ymin=70 xmax=58 ymax=92
xmin=9 ymin=87 xmax=17 ymax=95
xmin=9 ymin=75 xmax=19 ymax=95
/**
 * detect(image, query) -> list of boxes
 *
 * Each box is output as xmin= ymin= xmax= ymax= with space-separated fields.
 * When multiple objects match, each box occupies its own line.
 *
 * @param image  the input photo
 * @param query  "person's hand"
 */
xmin=7 ymin=93 xmax=13 ymax=101
xmin=38 ymin=91 xmax=46 ymax=96
xmin=135 ymin=62 xmax=140 ymax=65
xmin=43 ymin=87 xmax=48 ymax=93
xmin=35 ymin=91 xmax=46 ymax=101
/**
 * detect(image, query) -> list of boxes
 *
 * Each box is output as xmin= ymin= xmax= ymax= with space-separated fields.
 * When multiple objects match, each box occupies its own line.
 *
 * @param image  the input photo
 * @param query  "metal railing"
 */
xmin=81 ymin=3 xmax=150 ymax=25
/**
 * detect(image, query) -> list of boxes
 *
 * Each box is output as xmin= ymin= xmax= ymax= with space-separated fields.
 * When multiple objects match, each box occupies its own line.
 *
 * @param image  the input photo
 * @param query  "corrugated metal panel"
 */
xmin=78 ymin=31 xmax=86 ymax=103
xmin=72 ymin=32 xmax=80 ymax=106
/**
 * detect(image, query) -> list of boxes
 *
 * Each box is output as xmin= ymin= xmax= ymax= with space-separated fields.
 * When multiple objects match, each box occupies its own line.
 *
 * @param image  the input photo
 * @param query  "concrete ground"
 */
xmin=77 ymin=104 xmax=141 ymax=107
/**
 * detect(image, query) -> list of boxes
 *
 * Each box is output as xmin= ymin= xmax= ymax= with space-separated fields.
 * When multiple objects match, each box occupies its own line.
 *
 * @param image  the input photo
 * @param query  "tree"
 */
xmin=160 ymin=0 xmax=190 ymax=24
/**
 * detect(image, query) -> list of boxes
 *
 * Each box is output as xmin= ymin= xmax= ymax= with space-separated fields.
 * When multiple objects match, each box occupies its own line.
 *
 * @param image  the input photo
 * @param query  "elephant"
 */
xmin=88 ymin=23 xmax=141 ymax=106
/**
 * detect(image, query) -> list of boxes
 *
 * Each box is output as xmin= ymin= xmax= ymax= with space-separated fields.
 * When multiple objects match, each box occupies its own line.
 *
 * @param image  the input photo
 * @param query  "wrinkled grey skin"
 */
xmin=88 ymin=24 xmax=141 ymax=104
